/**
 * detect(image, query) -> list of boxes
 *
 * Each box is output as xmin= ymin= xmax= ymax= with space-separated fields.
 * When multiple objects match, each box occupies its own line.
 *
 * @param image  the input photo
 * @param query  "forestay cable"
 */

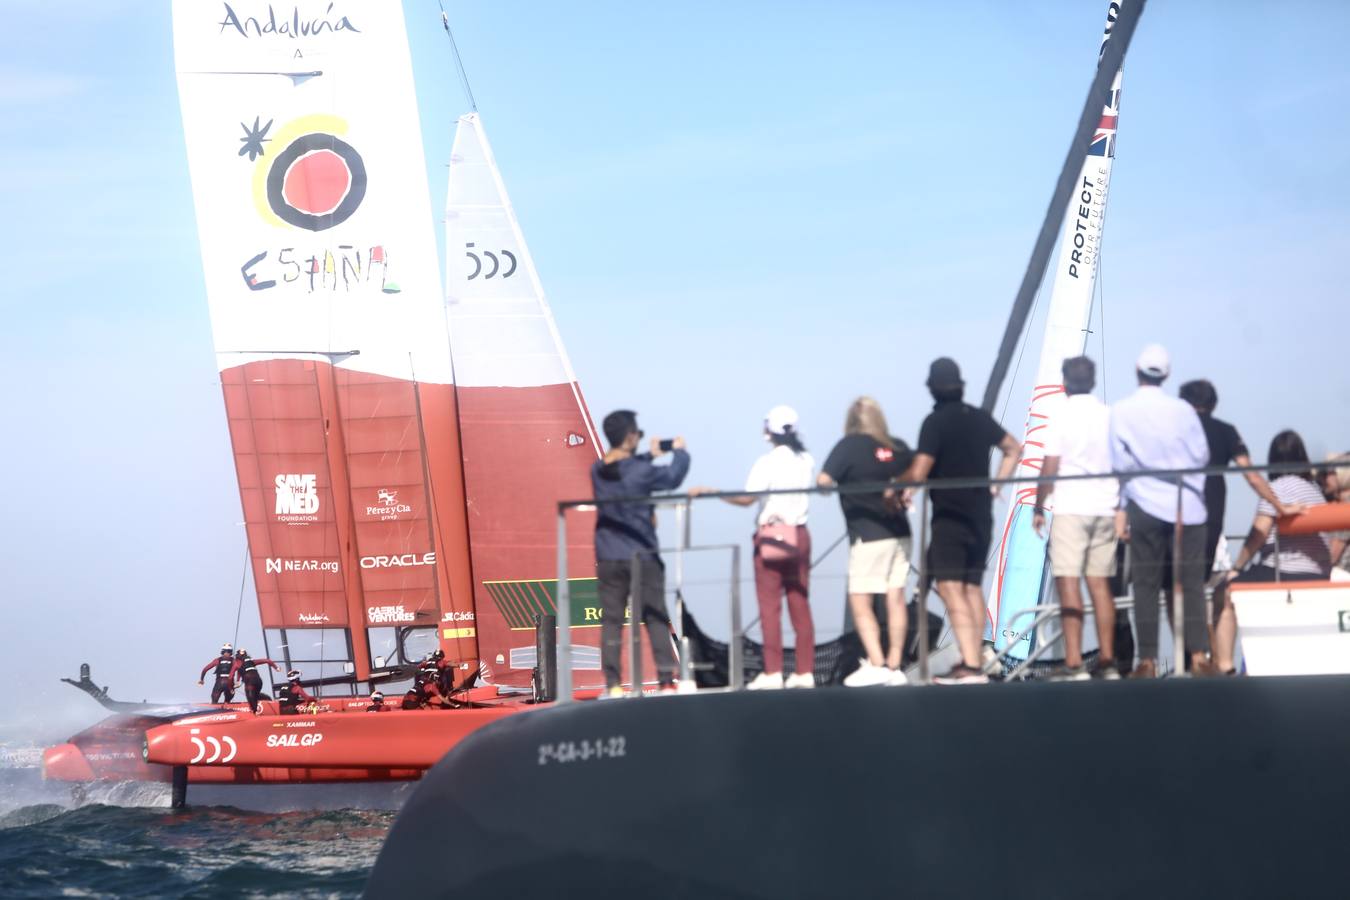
xmin=437 ymin=0 xmax=479 ymax=113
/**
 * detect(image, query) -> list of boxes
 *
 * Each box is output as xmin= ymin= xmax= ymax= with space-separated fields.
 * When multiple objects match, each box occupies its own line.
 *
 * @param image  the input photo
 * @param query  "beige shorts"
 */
xmin=847 ymin=536 xmax=912 ymax=594
xmin=1049 ymin=513 xmax=1118 ymax=578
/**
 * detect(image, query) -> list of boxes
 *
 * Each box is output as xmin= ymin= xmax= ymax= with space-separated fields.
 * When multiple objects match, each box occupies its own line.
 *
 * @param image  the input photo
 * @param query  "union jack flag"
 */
xmin=1088 ymin=86 xmax=1120 ymax=158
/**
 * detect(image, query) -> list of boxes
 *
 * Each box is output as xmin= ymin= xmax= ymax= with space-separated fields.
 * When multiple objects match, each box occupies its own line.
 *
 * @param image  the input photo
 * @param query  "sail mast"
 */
xmin=987 ymin=2 xmax=1132 ymax=658
xmin=980 ymin=0 xmax=1143 ymax=412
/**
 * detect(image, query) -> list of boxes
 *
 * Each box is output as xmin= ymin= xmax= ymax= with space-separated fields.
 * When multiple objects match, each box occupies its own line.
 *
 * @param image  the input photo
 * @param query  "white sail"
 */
xmin=173 ymin=0 xmax=451 ymax=385
xmin=989 ymin=3 xmax=1123 ymax=659
xmin=444 ymin=113 xmax=596 ymax=427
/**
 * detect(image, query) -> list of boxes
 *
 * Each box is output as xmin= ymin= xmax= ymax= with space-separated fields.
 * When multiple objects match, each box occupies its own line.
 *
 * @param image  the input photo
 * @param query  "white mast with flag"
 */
xmin=988 ymin=2 xmax=1124 ymax=660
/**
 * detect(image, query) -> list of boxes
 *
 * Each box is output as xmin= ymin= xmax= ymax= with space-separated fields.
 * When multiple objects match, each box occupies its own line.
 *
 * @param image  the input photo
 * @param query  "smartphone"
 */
xmin=658 ymin=439 xmax=675 ymax=452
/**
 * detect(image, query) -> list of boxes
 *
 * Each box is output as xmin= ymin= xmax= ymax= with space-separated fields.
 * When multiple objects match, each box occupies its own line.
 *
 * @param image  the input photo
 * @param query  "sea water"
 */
xmin=0 ymin=769 xmax=392 ymax=898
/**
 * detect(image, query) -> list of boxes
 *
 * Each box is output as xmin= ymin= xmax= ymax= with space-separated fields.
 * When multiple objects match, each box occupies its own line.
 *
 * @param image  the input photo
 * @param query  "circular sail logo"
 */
xmin=244 ymin=114 xmax=367 ymax=232
xmin=267 ymin=133 xmax=366 ymax=230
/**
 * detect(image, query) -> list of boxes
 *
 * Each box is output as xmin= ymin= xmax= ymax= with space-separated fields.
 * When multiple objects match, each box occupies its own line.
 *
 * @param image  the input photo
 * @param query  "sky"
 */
xmin=2 ymin=1 xmax=1348 ymax=738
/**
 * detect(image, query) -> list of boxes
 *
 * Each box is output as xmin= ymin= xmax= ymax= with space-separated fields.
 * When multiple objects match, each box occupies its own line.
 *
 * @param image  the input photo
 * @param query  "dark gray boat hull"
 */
xmin=367 ymin=677 xmax=1350 ymax=898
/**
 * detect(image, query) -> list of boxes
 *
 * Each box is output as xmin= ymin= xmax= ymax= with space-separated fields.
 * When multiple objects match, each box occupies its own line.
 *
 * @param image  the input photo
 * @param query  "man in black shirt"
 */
xmin=1178 ymin=379 xmax=1300 ymax=672
xmin=902 ymin=358 xmax=1020 ymax=685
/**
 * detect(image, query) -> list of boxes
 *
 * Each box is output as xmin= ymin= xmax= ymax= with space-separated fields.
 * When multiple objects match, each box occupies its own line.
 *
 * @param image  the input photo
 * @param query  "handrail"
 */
xmin=557 ymin=459 xmax=1326 ymax=511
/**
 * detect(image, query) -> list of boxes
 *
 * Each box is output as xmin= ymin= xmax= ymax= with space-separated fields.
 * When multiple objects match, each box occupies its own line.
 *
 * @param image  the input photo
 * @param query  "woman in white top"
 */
xmin=693 ymin=406 xmax=817 ymax=689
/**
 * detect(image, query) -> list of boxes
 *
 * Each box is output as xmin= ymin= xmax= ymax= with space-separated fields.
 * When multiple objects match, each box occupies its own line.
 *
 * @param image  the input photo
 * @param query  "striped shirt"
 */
xmin=1255 ymin=476 xmax=1332 ymax=577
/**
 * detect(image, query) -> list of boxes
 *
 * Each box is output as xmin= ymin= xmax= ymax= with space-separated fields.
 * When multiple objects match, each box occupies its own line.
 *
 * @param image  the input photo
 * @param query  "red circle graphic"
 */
xmin=282 ymin=149 xmax=352 ymax=217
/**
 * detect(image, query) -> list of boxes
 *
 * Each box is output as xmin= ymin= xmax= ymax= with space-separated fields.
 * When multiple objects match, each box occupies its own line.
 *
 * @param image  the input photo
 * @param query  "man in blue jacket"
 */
xmin=592 ymin=409 xmax=690 ymax=696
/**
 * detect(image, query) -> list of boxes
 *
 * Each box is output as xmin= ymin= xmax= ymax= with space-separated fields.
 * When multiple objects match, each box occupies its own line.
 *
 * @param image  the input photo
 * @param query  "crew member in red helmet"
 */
xmin=277 ymin=669 xmax=316 ymax=714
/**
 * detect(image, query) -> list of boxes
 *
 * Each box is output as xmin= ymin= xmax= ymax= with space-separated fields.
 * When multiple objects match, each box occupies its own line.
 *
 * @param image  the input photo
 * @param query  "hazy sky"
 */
xmin=2 ymin=1 xmax=1348 ymax=735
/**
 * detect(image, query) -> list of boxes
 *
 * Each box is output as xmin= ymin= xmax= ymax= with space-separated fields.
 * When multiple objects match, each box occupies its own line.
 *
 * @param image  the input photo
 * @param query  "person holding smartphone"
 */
xmin=592 ymin=409 xmax=691 ymax=696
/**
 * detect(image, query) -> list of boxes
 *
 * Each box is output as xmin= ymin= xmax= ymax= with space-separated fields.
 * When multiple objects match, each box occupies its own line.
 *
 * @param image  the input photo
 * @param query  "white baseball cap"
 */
xmin=764 ymin=405 xmax=799 ymax=436
xmin=1136 ymin=343 xmax=1171 ymax=379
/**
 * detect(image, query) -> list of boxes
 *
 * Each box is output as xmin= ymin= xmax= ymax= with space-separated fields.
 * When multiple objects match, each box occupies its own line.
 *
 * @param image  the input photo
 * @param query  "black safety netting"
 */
xmin=682 ymin=602 xmax=944 ymax=688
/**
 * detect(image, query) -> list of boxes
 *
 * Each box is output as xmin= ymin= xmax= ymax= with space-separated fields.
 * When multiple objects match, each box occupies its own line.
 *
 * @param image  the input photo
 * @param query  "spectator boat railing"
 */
xmin=995 ymin=528 xmax=1295 ymax=680
xmin=554 ymin=460 xmax=1339 ymax=702
xmin=625 ymin=544 xmax=742 ymax=693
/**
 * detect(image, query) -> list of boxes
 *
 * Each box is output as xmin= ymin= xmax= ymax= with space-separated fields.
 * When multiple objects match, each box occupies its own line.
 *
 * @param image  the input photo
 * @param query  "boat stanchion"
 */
xmin=675 ymin=500 xmax=694 ymax=687
xmin=916 ymin=487 xmax=931 ymax=683
xmin=1172 ymin=475 xmax=1185 ymax=676
xmin=171 ymin=764 xmax=188 ymax=810
xmin=556 ymin=508 xmax=573 ymax=704
xmin=629 ymin=552 xmax=644 ymax=694
xmin=728 ymin=543 xmax=743 ymax=690
xmin=533 ymin=614 xmax=557 ymax=702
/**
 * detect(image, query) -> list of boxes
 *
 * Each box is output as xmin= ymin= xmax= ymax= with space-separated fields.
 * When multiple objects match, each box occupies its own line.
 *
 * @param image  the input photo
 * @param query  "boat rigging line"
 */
xmin=437 ymin=0 xmax=479 ymax=113
xmin=233 ymin=540 xmax=249 ymax=650
xmin=1097 ymin=252 xmax=1108 ymax=398
xmin=979 ymin=0 xmax=1145 ymax=412
xmin=997 ymin=279 xmax=1045 ymax=427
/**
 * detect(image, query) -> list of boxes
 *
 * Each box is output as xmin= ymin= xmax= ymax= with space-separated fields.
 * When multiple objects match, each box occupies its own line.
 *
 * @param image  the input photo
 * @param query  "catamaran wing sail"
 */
xmin=990 ymin=2 xmax=1124 ymax=660
xmin=173 ymin=0 xmax=477 ymax=690
xmin=444 ymin=113 xmax=603 ymax=688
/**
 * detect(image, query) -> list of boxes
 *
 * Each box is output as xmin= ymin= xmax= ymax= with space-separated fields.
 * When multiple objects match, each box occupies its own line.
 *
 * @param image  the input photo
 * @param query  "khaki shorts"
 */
xmin=1049 ymin=513 xmax=1118 ymax=578
xmin=847 ymin=536 xmax=912 ymax=594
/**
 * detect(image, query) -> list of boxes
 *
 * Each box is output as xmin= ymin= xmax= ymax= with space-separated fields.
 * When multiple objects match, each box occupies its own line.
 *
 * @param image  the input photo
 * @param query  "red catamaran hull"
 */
xmin=43 ymin=692 xmax=536 ymax=787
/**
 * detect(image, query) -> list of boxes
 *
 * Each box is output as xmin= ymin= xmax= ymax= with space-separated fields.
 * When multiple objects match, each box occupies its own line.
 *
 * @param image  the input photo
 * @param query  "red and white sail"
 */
xmin=989 ymin=2 xmax=1122 ymax=658
xmin=443 ymin=113 xmax=603 ymax=687
xmin=173 ymin=0 xmax=478 ymax=685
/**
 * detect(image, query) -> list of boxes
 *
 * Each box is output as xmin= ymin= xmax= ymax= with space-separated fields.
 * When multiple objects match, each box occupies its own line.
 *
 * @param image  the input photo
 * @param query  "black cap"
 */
xmin=926 ymin=357 xmax=963 ymax=388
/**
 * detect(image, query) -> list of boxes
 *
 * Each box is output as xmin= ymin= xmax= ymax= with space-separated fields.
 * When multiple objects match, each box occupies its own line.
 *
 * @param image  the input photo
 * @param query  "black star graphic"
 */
xmin=238 ymin=117 xmax=273 ymax=162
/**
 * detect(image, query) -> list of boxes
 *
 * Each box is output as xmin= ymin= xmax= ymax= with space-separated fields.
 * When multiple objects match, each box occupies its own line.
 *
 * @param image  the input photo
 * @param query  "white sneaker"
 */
xmin=843 ymin=659 xmax=892 ymax=687
xmin=747 ymin=672 xmax=784 ymax=691
xmin=981 ymin=645 xmax=1001 ymax=675
xmin=887 ymin=667 xmax=909 ymax=686
xmin=784 ymin=672 xmax=815 ymax=689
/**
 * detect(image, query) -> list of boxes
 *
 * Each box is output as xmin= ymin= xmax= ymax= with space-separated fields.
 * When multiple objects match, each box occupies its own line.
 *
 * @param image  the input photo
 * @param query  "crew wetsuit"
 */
xmin=230 ymin=656 xmax=279 ymax=713
xmin=417 ymin=676 xmax=445 ymax=708
xmin=434 ymin=658 xmax=455 ymax=697
xmin=400 ymin=691 xmax=422 ymax=710
xmin=200 ymin=655 xmax=236 ymax=704
xmin=276 ymin=680 xmax=315 ymax=715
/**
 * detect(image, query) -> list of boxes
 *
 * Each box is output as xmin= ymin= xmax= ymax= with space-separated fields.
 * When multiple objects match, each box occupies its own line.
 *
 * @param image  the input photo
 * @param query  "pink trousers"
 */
xmin=754 ymin=525 xmax=814 ymax=674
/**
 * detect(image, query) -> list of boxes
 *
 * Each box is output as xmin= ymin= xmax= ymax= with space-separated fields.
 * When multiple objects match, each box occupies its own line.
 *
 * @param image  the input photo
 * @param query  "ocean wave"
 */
xmin=0 ymin=804 xmax=391 ymax=898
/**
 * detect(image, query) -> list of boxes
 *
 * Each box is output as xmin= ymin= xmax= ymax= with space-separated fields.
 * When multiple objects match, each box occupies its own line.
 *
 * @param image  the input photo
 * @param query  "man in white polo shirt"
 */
xmin=1109 ymin=344 xmax=1214 ymax=678
xmin=1032 ymin=356 xmax=1121 ymax=680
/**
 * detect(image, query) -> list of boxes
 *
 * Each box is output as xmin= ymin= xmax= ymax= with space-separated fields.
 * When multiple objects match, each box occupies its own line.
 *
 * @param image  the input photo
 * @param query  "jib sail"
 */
xmin=443 ymin=113 xmax=605 ymax=687
xmin=989 ymin=2 xmax=1123 ymax=659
